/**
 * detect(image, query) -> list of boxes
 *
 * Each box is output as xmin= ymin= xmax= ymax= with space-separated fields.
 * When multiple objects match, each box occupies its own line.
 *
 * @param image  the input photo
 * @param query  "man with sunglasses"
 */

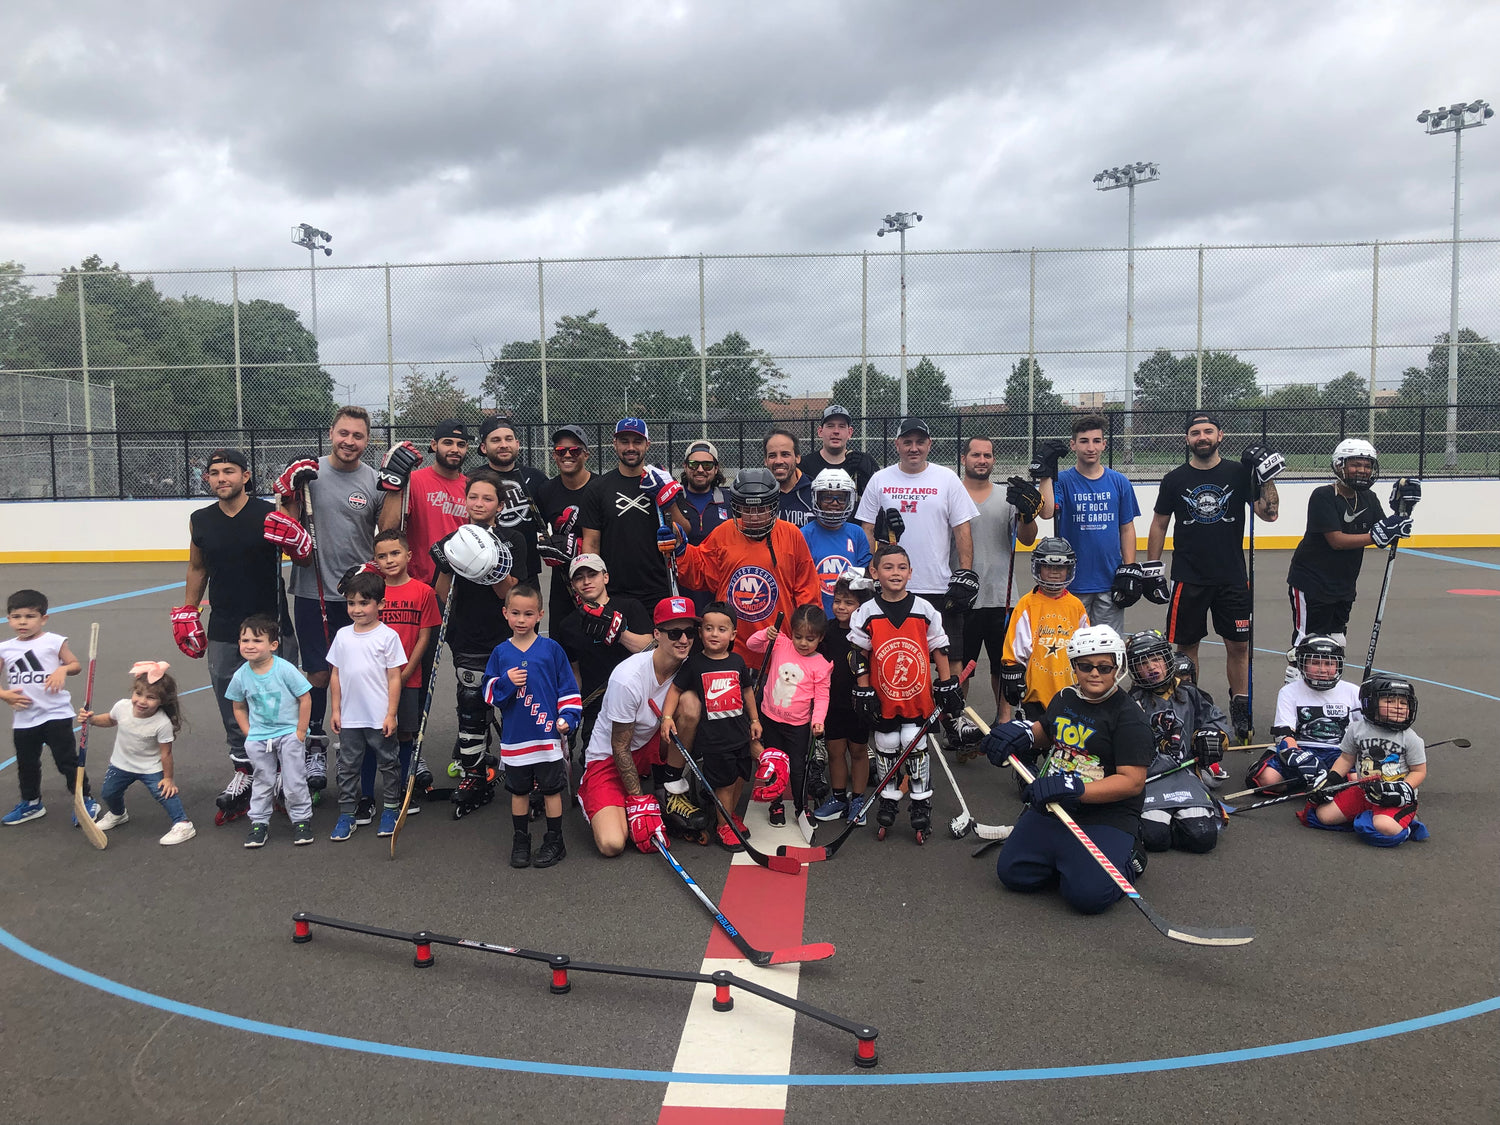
xmin=980 ymin=625 xmax=1153 ymax=915
xmin=535 ymin=424 xmax=599 ymax=627
xmin=677 ymin=439 xmax=731 ymax=613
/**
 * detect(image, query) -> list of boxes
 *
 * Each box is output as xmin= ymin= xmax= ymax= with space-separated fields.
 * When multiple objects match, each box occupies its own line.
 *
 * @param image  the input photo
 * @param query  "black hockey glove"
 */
xmin=981 ymin=718 xmax=1033 ymax=769
xmin=998 ymin=661 xmax=1025 ymax=707
xmin=1389 ymin=477 xmax=1422 ymax=515
xmin=874 ymin=506 xmax=905 ymax=544
xmin=1024 ymin=770 xmax=1086 ymax=812
xmin=945 ymin=569 xmax=979 ymax=611
xmin=1140 ymin=560 xmax=1172 ymax=606
xmin=578 ymin=602 xmax=625 ymax=645
xmin=1004 ymin=475 xmax=1042 ymax=521
xmin=1240 ymin=444 xmax=1285 ymax=492
xmin=851 ymin=686 xmax=880 ymax=724
xmin=933 ymin=676 xmax=964 ymax=718
xmin=1192 ymin=728 xmax=1227 ymax=768
xmin=1110 ymin=562 xmax=1144 ymax=608
xmin=428 ymin=532 xmax=457 ymax=576
xmin=1367 ymin=779 xmax=1416 ymax=809
xmin=1281 ymin=746 xmax=1330 ymax=792
xmin=377 ymin=441 xmax=422 ymax=493
xmin=1028 ymin=439 xmax=1069 ymax=482
xmin=1370 ymin=513 xmax=1412 ymax=549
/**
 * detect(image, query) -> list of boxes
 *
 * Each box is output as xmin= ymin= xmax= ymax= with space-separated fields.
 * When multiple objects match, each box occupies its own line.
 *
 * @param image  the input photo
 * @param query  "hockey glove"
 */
xmin=263 ymin=511 xmax=313 ymax=563
xmin=933 ymin=676 xmax=964 ymax=718
xmin=1389 ymin=476 xmax=1422 ymax=514
xmin=578 ymin=602 xmax=625 ymax=645
xmin=169 ymin=605 xmax=206 ymax=660
xmin=1240 ymin=444 xmax=1285 ymax=492
xmin=1367 ymin=779 xmax=1416 ymax=809
xmin=851 ymin=686 xmax=880 ymax=724
xmin=273 ymin=457 xmax=319 ymax=497
xmin=945 ymin=569 xmax=979 ymax=611
xmin=657 ymin=523 xmax=685 ymax=559
xmin=874 ymin=506 xmax=905 ymax=544
xmin=1028 ymin=439 xmax=1069 ymax=482
xmin=642 ymin=465 xmax=683 ymax=509
xmin=752 ymin=747 xmax=790 ymax=802
xmin=625 ymin=794 xmax=665 ymax=853
xmin=1192 ymin=728 xmax=1228 ymax=768
xmin=981 ymin=718 xmax=1034 ymax=768
xmin=1110 ymin=562 xmax=1144 ymax=608
xmin=1370 ymin=513 xmax=1413 ymax=549
xmin=998 ymin=661 xmax=1026 ymax=707
xmin=539 ymin=506 xmax=581 ymax=568
xmin=1281 ymin=744 xmax=1330 ymax=792
xmin=1004 ymin=475 xmax=1043 ymax=521
xmin=1024 ymin=770 xmax=1086 ymax=812
xmin=377 ymin=441 xmax=422 ymax=493
xmin=1140 ymin=560 xmax=1172 ymax=606
xmin=429 ymin=531 xmax=457 ymax=576
xmin=336 ymin=561 xmax=379 ymax=596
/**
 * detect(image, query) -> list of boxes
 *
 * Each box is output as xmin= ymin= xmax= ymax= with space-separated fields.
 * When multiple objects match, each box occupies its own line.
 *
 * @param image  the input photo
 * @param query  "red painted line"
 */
xmin=704 ymin=857 xmax=809 ymax=959
xmin=659 ymin=1107 xmax=785 ymax=1125
xmin=1448 ymin=588 xmax=1500 ymax=596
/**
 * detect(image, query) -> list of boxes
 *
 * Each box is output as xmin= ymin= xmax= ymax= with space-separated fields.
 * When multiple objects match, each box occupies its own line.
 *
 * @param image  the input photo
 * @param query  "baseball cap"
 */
xmin=205 ymin=448 xmax=249 ymax=470
xmin=615 ymin=417 xmax=650 ymax=439
xmin=551 ymin=424 xmax=588 ymax=447
xmin=478 ymin=415 xmax=517 ymax=440
xmin=896 ymin=417 xmax=931 ymax=437
xmin=568 ymin=553 xmax=607 ymax=578
xmin=432 ymin=419 xmax=472 ymax=443
xmin=1184 ymin=411 xmax=1223 ymax=432
xmin=654 ymin=596 xmax=700 ymax=626
xmin=821 ymin=404 xmax=853 ymax=423
xmin=684 ymin=439 xmax=719 ymax=462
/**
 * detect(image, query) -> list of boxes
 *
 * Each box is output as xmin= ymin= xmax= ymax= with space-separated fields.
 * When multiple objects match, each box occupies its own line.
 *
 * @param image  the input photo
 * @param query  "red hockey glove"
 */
xmin=625 ymin=793 xmax=664 ymax=853
xmin=578 ymin=601 xmax=625 ymax=645
xmin=642 ymin=465 xmax=683 ymax=508
xmin=169 ymin=605 xmax=206 ymax=660
xmin=377 ymin=441 xmax=422 ymax=493
xmin=752 ymin=747 xmax=790 ymax=802
xmin=337 ymin=561 xmax=379 ymax=596
xmin=263 ymin=511 xmax=313 ymax=562
xmin=273 ymin=457 xmax=319 ymax=497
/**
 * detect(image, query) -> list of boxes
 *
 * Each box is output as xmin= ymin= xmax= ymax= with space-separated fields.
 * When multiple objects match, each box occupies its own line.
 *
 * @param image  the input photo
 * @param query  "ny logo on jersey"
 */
xmin=614 ymin=493 xmax=653 ymax=516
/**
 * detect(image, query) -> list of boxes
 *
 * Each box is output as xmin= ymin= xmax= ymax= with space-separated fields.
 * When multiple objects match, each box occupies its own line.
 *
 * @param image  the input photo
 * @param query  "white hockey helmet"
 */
xmin=1067 ymin=625 xmax=1126 ymax=668
xmin=1331 ymin=438 xmax=1378 ymax=491
xmin=444 ymin=524 xmax=514 ymax=585
xmin=810 ymin=467 xmax=858 ymax=528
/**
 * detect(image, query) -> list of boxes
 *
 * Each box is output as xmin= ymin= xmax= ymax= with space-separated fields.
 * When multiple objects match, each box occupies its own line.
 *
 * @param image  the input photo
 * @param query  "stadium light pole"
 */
xmin=1094 ymin=163 xmax=1159 ymax=460
xmin=877 ymin=211 xmax=922 ymax=417
xmin=291 ymin=223 xmax=333 ymax=341
xmin=1417 ymin=100 xmax=1492 ymax=468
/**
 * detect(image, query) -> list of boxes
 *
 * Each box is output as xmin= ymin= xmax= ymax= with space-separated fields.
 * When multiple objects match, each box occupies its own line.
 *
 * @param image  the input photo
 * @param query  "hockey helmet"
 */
xmin=1126 ymin=630 xmax=1175 ymax=691
xmin=1173 ymin=651 xmax=1198 ymax=686
xmin=1359 ymin=674 xmax=1417 ymax=731
xmin=729 ymin=467 xmax=781 ymax=540
xmin=810 ymin=467 xmax=858 ymax=529
xmin=1331 ymin=438 xmax=1379 ymax=491
xmin=1030 ymin=536 xmax=1076 ymax=594
xmin=1296 ymin=635 xmax=1345 ymax=691
xmin=444 ymin=524 xmax=513 ymax=586
xmin=1067 ymin=625 xmax=1125 ymax=669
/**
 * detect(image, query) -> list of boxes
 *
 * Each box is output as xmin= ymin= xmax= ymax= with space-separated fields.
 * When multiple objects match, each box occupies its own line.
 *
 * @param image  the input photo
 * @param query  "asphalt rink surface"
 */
xmin=1 ymin=552 xmax=1496 ymax=1124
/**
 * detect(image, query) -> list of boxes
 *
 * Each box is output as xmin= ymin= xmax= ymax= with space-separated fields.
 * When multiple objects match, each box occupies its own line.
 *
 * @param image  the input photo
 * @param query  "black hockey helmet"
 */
xmin=1030 ymin=536 xmax=1076 ymax=594
xmin=1126 ymin=630 xmax=1174 ymax=691
xmin=1173 ymin=651 xmax=1198 ymax=686
xmin=729 ymin=467 xmax=780 ymax=540
xmin=1296 ymin=635 xmax=1345 ymax=691
xmin=1359 ymin=674 xmax=1417 ymax=731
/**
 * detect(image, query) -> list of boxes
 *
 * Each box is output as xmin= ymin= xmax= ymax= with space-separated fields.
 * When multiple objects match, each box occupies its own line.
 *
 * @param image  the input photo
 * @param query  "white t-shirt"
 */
xmin=0 ymin=632 xmax=77 ymax=728
xmin=326 ymin=623 xmax=407 ymax=729
xmin=1272 ymin=678 xmax=1361 ymax=753
xmin=584 ymin=650 xmax=675 ymax=765
xmin=107 ymin=700 xmax=176 ymax=774
xmin=856 ymin=462 xmax=980 ymax=596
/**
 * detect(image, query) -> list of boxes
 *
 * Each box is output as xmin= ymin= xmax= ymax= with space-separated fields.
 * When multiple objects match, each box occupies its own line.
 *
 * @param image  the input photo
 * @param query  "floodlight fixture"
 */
xmin=874 ymin=211 xmax=923 ymax=414
xmin=1092 ymin=161 xmax=1159 ymax=454
xmin=291 ymin=222 xmax=334 ymax=340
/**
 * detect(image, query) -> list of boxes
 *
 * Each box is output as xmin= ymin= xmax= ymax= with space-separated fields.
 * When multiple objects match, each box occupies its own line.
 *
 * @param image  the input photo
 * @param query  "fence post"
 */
xmin=115 ymin=429 xmax=123 ymax=500
xmin=385 ymin=264 xmax=396 ymax=435
xmin=1027 ymin=249 xmax=1037 ymax=452
xmin=49 ymin=433 xmax=57 ymax=500
xmin=860 ymin=252 xmax=869 ymax=449
xmin=537 ymin=259 xmax=549 ymax=446
xmin=1418 ymin=405 xmax=1426 ymax=479
xmin=1195 ymin=245 xmax=1205 ymax=409
xmin=1368 ymin=241 xmax=1379 ymax=443
xmin=76 ymin=272 xmax=95 ymax=494
xmin=232 ymin=268 xmax=244 ymax=432
xmin=699 ymin=255 xmax=708 ymax=435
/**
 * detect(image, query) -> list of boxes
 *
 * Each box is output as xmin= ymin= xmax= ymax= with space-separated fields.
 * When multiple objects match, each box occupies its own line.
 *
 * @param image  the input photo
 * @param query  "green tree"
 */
xmin=633 ymin=330 xmax=699 ymax=418
xmin=906 ymin=356 xmax=954 ymax=419
xmin=1321 ymin=371 xmax=1367 ymax=408
xmin=1133 ymin=349 xmax=1260 ymax=414
xmin=484 ymin=310 xmax=631 ymax=422
xmin=1393 ymin=328 xmax=1500 ymax=455
xmin=393 ymin=367 xmax=483 ymax=428
xmin=706 ymin=331 xmax=786 ymax=419
xmin=1003 ymin=358 xmax=1065 ymax=419
xmin=829 ymin=362 xmax=898 ymax=418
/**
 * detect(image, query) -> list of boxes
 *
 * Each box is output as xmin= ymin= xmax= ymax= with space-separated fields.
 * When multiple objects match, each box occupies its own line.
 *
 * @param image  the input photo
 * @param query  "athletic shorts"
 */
xmin=503 ymin=757 xmax=568 ymax=797
xmin=293 ymin=596 xmax=353 ymax=675
xmin=699 ymin=748 xmax=754 ymax=790
xmin=1164 ymin=581 xmax=1251 ymax=646
xmin=962 ymin=606 xmax=1011 ymax=667
xmin=396 ymin=686 xmax=423 ymax=733
xmin=1330 ymin=783 xmax=1418 ymax=827
xmin=1287 ymin=587 xmax=1352 ymax=646
xmin=824 ymin=708 xmax=870 ymax=745
xmin=576 ymin=734 xmax=664 ymax=822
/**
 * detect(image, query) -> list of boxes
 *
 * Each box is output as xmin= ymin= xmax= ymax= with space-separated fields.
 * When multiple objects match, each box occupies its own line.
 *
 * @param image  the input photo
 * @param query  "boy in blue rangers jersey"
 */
xmin=1247 ymin=635 xmax=1360 ymax=795
xmin=482 ymin=585 xmax=582 ymax=869
xmin=801 ymin=468 xmax=871 ymax=615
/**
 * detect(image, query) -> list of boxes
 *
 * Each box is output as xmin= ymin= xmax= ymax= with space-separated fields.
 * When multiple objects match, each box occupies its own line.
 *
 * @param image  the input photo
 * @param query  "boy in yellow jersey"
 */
xmin=999 ymin=537 xmax=1090 ymax=721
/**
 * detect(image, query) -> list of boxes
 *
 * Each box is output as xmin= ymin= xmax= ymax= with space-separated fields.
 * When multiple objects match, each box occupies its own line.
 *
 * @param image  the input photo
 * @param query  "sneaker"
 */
xmin=72 ymin=797 xmax=101 ymax=826
xmin=244 ymin=822 xmax=269 ymax=848
xmin=731 ymin=813 xmax=750 ymax=840
xmin=534 ymin=828 xmax=566 ymax=868
xmin=97 ymin=809 xmax=130 ymax=831
xmin=813 ymin=793 xmax=848 ymax=821
xmin=330 ymin=814 xmax=357 ymax=841
xmin=414 ymin=753 xmax=434 ymax=791
xmin=377 ymin=808 xmax=399 ymax=837
xmin=160 ymin=821 xmax=196 ymax=846
xmin=305 ymin=738 xmax=328 ymax=792
xmin=2 ymin=799 xmax=45 ymax=826
xmin=510 ymin=830 xmax=532 ymax=869
xmin=355 ymin=796 xmax=376 ymax=826
xmin=291 ymin=821 xmax=314 ymax=846
xmin=847 ymin=794 xmax=867 ymax=825
xmin=768 ymin=800 xmax=785 ymax=827
xmin=716 ymin=823 xmax=745 ymax=851
xmin=405 ymin=800 xmax=422 ymax=816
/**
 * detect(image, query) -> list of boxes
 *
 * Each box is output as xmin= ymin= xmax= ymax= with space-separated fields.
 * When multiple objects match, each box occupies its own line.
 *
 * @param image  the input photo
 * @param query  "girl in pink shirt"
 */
xmin=747 ymin=604 xmax=831 ymax=825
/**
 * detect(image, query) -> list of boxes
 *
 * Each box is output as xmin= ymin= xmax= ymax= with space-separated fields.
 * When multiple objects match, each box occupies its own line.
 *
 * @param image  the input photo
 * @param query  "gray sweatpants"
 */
xmin=337 ymin=727 xmax=399 ymax=813
xmin=1076 ymin=591 xmax=1124 ymax=635
xmin=247 ymin=733 xmax=313 ymax=823
xmin=209 ymin=631 xmax=298 ymax=764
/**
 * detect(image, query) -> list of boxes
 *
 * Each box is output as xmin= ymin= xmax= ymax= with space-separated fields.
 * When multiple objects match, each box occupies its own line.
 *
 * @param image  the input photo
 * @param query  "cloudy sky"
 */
xmin=4 ymin=0 xmax=1498 ymax=406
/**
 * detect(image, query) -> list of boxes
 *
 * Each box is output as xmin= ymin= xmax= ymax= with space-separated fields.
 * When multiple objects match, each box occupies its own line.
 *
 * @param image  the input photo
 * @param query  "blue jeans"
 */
xmin=99 ymin=765 xmax=188 ymax=824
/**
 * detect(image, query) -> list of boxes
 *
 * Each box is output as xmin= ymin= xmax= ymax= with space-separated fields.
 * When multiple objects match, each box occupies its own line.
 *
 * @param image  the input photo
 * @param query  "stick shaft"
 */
xmin=391 ymin=582 xmax=456 ymax=857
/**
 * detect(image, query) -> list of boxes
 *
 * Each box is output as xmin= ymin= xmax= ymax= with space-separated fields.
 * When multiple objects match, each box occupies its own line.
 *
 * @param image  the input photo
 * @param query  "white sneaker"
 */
xmin=97 ymin=810 xmax=130 ymax=831
xmin=160 ymin=821 xmax=196 ymax=846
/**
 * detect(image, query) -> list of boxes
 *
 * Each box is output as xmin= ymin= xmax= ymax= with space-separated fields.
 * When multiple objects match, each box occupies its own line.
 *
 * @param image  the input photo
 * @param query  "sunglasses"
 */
xmin=686 ymin=459 xmax=717 ymax=470
xmin=553 ymin=446 xmax=585 ymax=457
xmin=659 ymin=626 xmax=697 ymax=640
xmin=1073 ymin=661 xmax=1117 ymax=675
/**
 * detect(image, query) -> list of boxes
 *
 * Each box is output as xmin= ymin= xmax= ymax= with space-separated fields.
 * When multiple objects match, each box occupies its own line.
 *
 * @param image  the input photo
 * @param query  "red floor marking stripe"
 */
xmin=1448 ymin=588 xmax=1500 ymax=596
xmin=659 ymin=1107 xmax=785 ymax=1124
xmin=704 ymin=857 xmax=809 ymax=958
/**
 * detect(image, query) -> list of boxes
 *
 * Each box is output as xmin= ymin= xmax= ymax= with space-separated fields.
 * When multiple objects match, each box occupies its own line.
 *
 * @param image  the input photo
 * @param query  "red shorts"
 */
xmin=1330 ymin=784 xmax=1417 ymax=827
xmin=576 ymin=734 xmax=664 ymax=822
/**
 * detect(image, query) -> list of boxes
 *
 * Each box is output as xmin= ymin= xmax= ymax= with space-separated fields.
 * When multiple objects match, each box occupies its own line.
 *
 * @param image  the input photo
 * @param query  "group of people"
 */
xmin=2 ymin=402 xmax=1433 ymax=920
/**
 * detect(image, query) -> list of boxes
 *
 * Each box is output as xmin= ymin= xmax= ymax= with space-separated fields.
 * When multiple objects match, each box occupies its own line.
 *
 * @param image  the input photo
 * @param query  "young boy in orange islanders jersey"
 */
xmin=998 ymin=537 xmax=1091 ymax=721
xmin=847 ymin=544 xmax=966 ymax=843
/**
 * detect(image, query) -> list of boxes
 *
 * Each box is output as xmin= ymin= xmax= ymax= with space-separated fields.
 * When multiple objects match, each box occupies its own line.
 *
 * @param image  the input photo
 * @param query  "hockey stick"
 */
xmin=1245 ymin=502 xmax=1256 ymax=744
xmin=652 ymin=831 xmax=835 ymax=966
xmin=751 ymin=611 xmax=786 ymax=698
xmin=300 ymin=482 xmax=331 ymax=646
xmin=1217 ymin=738 xmax=1470 ymax=804
xmin=1362 ymin=480 xmax=1419 ymax=683
xmin=795 ymin=735 xmax=821 ymax=844
xmin=931 ymin=730 xmax=976 ymax=838
xmin=391 ymin=582 xmax=456 ymax=859
xmin=647 ymin=702 xmax=802 ymax=874
xmin=72 ymin=623 xmax=106 ymax=851
xmin=1222 ymin=769 xmax=1386 ymax=816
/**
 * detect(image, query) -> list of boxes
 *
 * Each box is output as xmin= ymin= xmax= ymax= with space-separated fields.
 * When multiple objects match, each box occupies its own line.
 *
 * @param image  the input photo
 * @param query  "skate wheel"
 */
xmin=214 ymin=808 xmax=229 ymax=827
xmin=875 ymin=826 xmax=888 ymax=841
xmin=915 ymin=830 xmax=928 ymax=845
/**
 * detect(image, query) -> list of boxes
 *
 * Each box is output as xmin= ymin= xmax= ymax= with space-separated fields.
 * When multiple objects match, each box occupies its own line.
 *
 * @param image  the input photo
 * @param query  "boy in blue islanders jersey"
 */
xmin=482 ymin=585 xmax=582 ymax=869
xmin=801 ymin=468 xmax=872 ymax=615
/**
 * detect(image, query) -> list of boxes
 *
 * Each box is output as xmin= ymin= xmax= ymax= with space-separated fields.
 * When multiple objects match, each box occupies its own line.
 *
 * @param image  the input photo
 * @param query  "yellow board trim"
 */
xmin=0 ymin=550 xmax=193 ymax=563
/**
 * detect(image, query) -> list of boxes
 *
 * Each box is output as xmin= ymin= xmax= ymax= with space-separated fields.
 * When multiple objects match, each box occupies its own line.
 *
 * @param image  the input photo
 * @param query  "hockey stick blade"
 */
xmin=767 ymin=942 xmax=835 ymax=966
xmin=776 ymin=843 xmax=830 ymax=862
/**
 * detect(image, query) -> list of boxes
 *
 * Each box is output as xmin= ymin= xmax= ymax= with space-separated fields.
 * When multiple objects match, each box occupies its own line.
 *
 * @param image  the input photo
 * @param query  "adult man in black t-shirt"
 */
xmin=1144 ymin=412 xmax=1281 ymax=740
xmin=479 ymin=415 xmax=546 ymax=583
xmin=175 ymin=448 xmax=295 ymax=819
xmin=552 ymin=554 xmax=654 ymax=753
xmin=534 ymin=424 xmax=599 ymax=627
xmin=799 ymin=404 xmax=880 ymax=493
xmin=578 ymin=418 xmax=687 ymax=605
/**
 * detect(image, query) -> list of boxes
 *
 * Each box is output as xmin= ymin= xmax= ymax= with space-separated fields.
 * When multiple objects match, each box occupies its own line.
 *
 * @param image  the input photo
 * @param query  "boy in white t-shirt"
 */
xmin=326 ymin=571 xmax=407 ymax=842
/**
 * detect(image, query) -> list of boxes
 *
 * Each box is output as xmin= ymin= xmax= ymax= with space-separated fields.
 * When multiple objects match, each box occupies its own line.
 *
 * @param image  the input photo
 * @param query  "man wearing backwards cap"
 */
xmin=675 ymin=439 xmax=731 ymax=613
xmin=174 ymin=448 xmax=297 ymax=824
xmin=1145 ymin=410 xmax=1282 ymax=743
xmin=801 ymin=403 xmax=880 ymax=493
xmin=478 ymin=415 xmax=546 ymax=585
xmin=535 ymin=424 xmax=600 ymax=628
xmin=378 ymin=419 xmax=472 ymax=585
xmin=553 ymin=552 xmax=655 ymax=754
xmin=576 ymin=596 xmax=707 ymax=857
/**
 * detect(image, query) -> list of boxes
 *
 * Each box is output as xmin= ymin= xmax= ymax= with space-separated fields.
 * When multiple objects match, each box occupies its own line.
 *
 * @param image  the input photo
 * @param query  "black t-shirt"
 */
xmin=818 ymin=624 xmax=859 ymax=715
xmin=800 ymin=449 xmax=881 ymax=494
xmin=490 ymin=464 xmax=546 ymax=583
xmin=1286 ymin=484 xmax=1386 ymax=602
xmin=554 ymin=596 xmax=651 ymax=699
xmin=672 ymin=651 xmax=752 ymax=758
xmin=1038 ymin=685 xmax=1154 ymax=834
xmin=190 ymin=496 xmax=283 ymax=642
xmin=580 ymin=469 xmax=674 ymax=604
xmin=535 ymin=473 xmax=601 ymax=626
xmin=445 ymin=521 xmax=526 ymax=657
xmin=1154 ymin=459 xmax=1254 ymax=586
